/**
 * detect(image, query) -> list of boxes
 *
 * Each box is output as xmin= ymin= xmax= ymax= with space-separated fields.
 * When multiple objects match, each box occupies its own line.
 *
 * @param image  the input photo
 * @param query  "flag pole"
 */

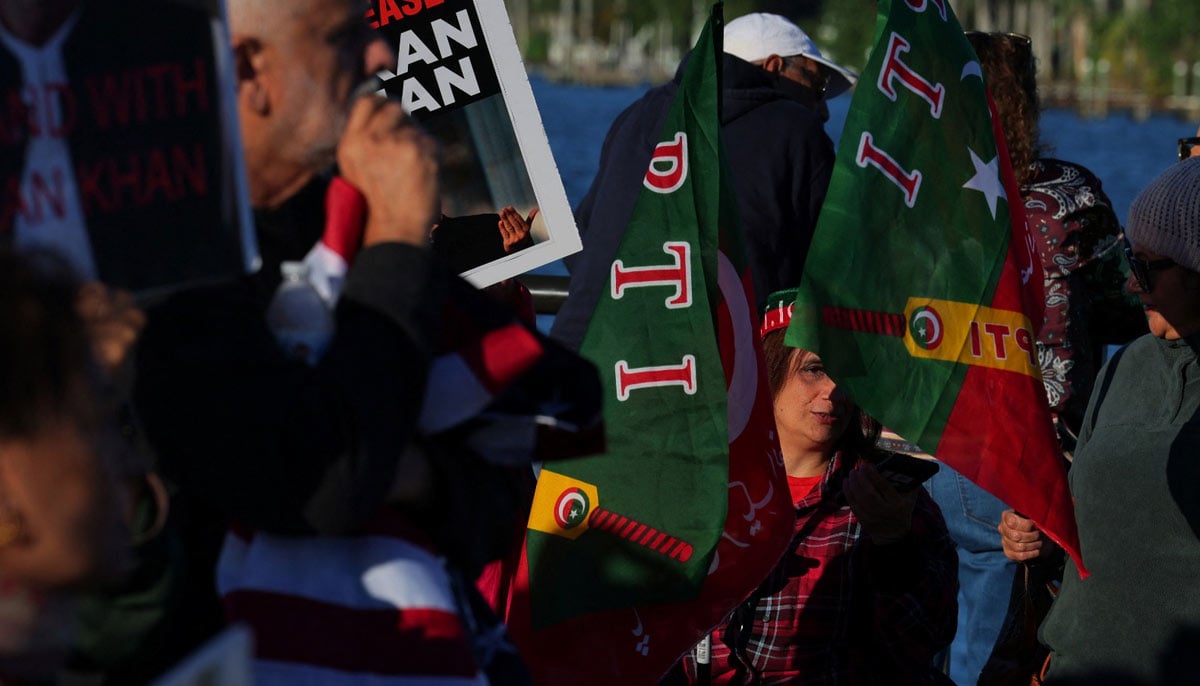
xmin=694 ymin=633 xmax=712 ymax=684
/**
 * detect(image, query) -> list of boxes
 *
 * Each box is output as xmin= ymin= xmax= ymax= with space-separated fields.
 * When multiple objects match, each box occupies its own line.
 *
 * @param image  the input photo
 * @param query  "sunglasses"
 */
xmin=1179 ymin=137 xmax=1200 ymax=161
xmin=1124 ymin=239 xmax=1175 ymax=293
xmin=783 ymin=56 xmax=828 ymax=96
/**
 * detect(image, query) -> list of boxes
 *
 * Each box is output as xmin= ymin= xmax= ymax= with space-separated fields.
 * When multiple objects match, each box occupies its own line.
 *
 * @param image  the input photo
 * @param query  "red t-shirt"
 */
xmin=787 ymin=474 xmax=822 ymax=505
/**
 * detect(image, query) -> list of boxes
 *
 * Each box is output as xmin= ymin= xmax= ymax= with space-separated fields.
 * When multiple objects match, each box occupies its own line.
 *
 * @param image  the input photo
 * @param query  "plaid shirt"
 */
xmin=692 ymin=451 xmax=957 ymax=685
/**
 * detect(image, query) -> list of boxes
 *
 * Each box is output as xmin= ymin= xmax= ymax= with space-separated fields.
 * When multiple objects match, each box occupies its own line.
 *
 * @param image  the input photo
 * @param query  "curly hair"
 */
xmin=966 ymin=31 xmax=1046 ymax=186
xmin=761 ymin=329 xmax=883 ymax=460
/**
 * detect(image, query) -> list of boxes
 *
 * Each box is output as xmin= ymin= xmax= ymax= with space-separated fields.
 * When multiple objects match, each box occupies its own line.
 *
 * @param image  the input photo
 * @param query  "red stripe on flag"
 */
xmin=224 ymin=590 xmax=478 ymax=677
xmin=821 ymin=306 xmax=906 ymax=337
xmin=591 ymin=510 xmax=612 ymax=528
xmin=669 ymin=540 xmax=693 ymax=562
xmin=637 ymin=527 xmax=657 ymax=545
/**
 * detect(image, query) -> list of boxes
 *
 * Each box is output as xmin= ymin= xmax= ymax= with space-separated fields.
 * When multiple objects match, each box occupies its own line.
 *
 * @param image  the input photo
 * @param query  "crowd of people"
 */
xmin=1 ymin=1 xmax=1199 ymax=685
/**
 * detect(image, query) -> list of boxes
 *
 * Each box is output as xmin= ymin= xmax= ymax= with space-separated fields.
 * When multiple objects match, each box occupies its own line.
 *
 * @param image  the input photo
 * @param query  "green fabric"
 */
xmin=1042 ymin=334 xmax=1200 ymax=682
xmin=784 ymin=0 xmax=1010 ymax=448
xmin=781 ymin=0 xmax=1083 ymax=567
xmin=525 ymin=12 xmax=730 ymax=629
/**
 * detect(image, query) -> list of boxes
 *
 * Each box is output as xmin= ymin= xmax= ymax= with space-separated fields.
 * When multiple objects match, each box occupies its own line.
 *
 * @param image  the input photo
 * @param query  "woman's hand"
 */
xmin=844 ymin=462 xmax=919 ymax=545
xmin=998 ymin=509 xmax=1054 ymax=562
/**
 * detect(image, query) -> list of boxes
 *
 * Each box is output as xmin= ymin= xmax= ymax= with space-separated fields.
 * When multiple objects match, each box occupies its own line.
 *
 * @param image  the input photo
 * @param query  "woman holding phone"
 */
xmin=673 ymin=289 xmax=957 ymax=684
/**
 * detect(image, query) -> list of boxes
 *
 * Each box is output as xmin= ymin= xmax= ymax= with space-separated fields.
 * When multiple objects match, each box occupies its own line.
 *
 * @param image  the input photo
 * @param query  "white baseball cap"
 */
xmin=724 ymin=12 xmax=858 ymax=98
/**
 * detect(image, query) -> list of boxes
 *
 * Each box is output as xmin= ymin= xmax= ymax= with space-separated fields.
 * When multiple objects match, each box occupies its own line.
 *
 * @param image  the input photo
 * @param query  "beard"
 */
xmin=299 ymin=74 xmax=389 ymax=172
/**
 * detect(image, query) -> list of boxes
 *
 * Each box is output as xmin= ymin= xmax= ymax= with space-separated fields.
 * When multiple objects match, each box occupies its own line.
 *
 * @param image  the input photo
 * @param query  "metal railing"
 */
xmin=522 ymin=273 xmax=570 ymax=314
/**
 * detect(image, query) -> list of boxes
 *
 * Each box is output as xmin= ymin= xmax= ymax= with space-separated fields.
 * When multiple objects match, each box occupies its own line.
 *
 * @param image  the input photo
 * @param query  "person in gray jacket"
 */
xmin=1000 ymin=157 xmax=1200 ymax=684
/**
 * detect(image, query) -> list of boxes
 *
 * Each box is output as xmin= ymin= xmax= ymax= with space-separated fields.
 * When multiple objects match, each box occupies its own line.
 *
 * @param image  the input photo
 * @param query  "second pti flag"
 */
xmin=787 ymin=0 xmax=1083 ymax=571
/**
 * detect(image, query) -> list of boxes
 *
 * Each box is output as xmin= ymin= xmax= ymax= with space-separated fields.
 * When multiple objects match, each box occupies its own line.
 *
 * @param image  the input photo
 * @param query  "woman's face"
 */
xmin=773 ymin=350 xmax=853 ymax=455
xmin=0 ymin=412 xmax=130 ymax=589
xmin=1126 ymin=244 xmax=1200 ymax=340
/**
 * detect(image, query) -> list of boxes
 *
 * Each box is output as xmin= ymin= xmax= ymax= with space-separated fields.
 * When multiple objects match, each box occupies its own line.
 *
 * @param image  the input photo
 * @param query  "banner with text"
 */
xmin=371 ymin=0 xmax=580 ymax=287
xmin=0 ymin=0 xmax=256 ymax=295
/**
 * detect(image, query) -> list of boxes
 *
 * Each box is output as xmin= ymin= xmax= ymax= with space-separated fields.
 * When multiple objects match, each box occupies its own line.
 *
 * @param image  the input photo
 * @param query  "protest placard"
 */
xmin=0 ymin=0 xmax=256 ymax=296
xmin=370 ymin=0 xmax=580 ymax=287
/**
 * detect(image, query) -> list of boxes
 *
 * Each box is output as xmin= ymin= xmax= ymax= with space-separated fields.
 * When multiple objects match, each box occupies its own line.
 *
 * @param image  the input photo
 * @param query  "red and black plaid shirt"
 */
xmin=690 ymin=451 xmax=958 ymax=685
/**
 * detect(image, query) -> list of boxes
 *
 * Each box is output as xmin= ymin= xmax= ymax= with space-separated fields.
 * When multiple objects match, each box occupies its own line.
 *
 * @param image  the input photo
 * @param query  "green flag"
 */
xmin=509 ymin=6 xmax=793 ymax=683
xmin=787 ymin=0 xmax=1082 ymax=569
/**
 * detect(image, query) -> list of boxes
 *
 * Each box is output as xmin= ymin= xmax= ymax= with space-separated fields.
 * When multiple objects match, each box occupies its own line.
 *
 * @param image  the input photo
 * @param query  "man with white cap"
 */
xmin=723 ymin=12 xmax=858 ymax=121
xmin=552 ymin=12 xmax=857 ymax=350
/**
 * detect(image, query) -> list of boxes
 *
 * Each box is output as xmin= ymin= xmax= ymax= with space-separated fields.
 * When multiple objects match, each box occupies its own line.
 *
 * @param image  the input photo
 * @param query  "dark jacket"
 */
xmin=65 ymin=175 xmax=447 ymax=683
xmin=551 ymin=54 xmax=835 ymax=350
xmin=136 ymin=175 xmax=447 ymax=537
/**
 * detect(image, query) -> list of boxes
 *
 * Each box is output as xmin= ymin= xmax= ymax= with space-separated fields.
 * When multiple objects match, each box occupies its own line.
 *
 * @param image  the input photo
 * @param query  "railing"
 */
xmin=522 ymin=273 xmax=570 ymax=314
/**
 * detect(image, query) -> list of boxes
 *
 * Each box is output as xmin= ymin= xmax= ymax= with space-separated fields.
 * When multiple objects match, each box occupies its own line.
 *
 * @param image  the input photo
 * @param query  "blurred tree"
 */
xmin=805 ymin=0 xmax=877 ymax=72
xmin=514 ymin=0 xmax=1200 ymax=105
xmin=1136 ymin=0 xmax=1200 ymax=98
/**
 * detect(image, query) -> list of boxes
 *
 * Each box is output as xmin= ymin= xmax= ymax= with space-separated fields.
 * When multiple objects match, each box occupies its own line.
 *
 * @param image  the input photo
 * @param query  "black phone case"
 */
xmin=874 ymin=453 xmax=940 ymax=492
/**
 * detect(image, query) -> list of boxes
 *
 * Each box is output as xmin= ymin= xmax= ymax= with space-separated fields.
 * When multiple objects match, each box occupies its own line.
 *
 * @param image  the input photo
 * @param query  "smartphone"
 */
xmin=873 ymin=452 xmax=940 ymax=492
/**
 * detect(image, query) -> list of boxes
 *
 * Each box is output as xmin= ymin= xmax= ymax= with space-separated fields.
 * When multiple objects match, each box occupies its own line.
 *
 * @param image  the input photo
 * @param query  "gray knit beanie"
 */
xmin=1126 ymin=156 xmax=1200 ymax=273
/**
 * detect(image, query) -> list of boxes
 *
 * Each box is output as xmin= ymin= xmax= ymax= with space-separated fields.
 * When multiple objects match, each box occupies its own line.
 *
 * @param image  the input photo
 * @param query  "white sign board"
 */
xmin=370 ymin=0 xmax=580 ymax=287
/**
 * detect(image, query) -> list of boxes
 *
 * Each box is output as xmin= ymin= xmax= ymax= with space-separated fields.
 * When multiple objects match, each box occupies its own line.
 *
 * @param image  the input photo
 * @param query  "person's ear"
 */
xmin=761 ymin=54 xmax=786 ymax=75
xmin=232 ymin=35 xmax=270 ymax=116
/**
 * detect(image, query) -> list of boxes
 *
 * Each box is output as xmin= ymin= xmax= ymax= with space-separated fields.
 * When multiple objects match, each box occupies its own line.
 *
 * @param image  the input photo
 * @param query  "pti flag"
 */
xmin=507 ymin=6 xmax=793 ymax=683
xmin=786 ymin=0 xmax=1084 ymax=572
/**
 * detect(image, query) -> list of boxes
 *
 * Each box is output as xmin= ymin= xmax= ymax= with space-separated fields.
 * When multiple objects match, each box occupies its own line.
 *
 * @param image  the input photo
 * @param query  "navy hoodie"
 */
xmin=552 ymin=54 xmax=835 ymax=350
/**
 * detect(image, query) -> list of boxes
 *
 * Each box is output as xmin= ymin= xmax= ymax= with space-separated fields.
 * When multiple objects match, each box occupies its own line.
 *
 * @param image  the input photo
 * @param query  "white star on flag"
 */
xmin=962 ymin=147 xmax=1006 ymax=219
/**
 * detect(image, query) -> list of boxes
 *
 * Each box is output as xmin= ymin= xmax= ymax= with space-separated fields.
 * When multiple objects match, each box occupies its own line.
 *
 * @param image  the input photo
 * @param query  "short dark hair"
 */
xmin=0 ymin=248 xmax=93 ymax=439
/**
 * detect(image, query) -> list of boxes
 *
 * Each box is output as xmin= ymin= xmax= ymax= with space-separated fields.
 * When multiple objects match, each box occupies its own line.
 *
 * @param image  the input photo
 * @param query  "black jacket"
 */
xmin=123 ymin=175 xmax=600 ymax=682
xmin=136 ymin=171 xmax=603 ymax=540
xmin=135 ymin=176 xmax=446 ymax=537
xmin=551 ymin=54 xmax=835 ymax=350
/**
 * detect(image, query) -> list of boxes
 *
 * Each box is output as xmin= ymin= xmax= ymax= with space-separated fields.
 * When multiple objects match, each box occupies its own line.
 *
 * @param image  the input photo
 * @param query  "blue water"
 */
xmin=529 ymin=75 xmax=1195 ymax=234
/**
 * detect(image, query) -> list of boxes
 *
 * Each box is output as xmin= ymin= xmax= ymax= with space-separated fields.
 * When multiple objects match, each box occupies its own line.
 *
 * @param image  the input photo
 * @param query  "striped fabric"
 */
xmin=223 ymin=179 xmax=496 ymax=684
xmin=226 ymin=179 xmax=596 ymax=684
xmin=218 ymin=516 xmax=489 ymax=686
